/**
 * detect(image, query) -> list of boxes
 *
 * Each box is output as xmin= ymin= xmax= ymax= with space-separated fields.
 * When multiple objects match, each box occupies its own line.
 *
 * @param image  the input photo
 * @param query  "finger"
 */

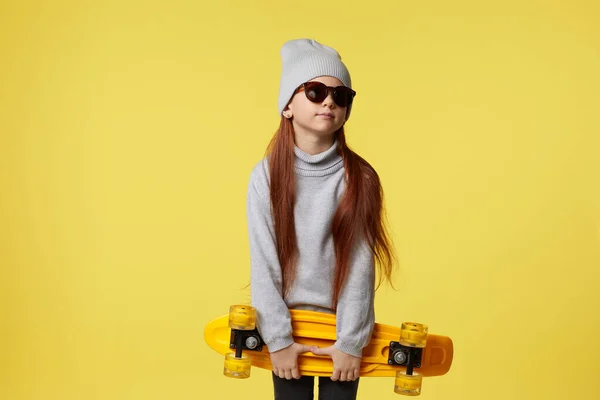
xmin=311 ymin=346 xmax=332 ymax=356
xmin=348 ymin=371 xmax=355 ymax=382
xmin=339 ymin=370 xmax=347 ymax=382
xmin=353 ymin=368 xmax=360 ymax=381
xmin=277 ymin=369 xmax=285 ymax=379
xmin=284 ymin=369 xmax=292 ymax=380
xmin=298 ymin=344 xmax=312 ymax=353
xmin=331 ymin=368 xmax=340 ymax=381
xmin=292 ymin=367 xmax=301 ymax=380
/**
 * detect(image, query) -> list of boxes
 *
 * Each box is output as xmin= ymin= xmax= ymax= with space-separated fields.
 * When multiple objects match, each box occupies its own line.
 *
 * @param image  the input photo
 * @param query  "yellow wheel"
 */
xmin=399 ymin=322 xmax=428 ymax=348
xmin=223 ymin=352 xmax=251 ymax=379
xmin=228 ymin=305 xmax=256 ymax=330
xmin=394 ymin=371 xmax=422 ymax=396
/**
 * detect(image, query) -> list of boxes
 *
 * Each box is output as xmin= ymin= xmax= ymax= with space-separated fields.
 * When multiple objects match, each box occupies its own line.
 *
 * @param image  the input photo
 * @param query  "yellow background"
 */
xmin=1 ymin=0 xmax=599 ymax=399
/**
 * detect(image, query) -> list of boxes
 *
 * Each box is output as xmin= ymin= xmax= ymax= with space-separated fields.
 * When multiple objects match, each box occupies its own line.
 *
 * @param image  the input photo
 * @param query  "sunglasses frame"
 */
xmin=295 ymin=81 xmax=356 ymax=108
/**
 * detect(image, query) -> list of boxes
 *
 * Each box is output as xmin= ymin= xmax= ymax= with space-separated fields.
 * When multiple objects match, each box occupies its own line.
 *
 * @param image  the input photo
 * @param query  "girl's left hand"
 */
xmin=310 ymin=345 xmax=361 ymax=381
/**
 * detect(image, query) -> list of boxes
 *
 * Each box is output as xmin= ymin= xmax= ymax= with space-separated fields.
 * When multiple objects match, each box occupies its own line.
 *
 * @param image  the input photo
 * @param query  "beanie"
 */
xmin=277 ymin=38 xmax=352 ymax=117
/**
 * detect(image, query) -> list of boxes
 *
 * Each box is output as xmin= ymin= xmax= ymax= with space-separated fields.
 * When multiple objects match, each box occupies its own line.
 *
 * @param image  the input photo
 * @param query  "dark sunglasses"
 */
xmin=295 ymin=81 xmax=356 ymax=108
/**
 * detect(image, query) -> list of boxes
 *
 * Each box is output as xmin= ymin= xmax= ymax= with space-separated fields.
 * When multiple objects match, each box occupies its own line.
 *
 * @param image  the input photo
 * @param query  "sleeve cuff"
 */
xmin=266 ymin=336 xmax=295 ymax=354
xmin=334 ymin=340 xmax=363 ymax=358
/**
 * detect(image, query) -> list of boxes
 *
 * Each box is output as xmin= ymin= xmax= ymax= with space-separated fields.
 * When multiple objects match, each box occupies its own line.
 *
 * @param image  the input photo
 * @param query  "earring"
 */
xmin=283 ymin=112 xmax=291 ymax=118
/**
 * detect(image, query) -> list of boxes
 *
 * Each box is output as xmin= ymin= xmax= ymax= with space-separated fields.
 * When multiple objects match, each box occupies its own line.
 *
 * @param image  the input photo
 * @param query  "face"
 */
xmin=283 ymin=76 xmax=349 ymax=141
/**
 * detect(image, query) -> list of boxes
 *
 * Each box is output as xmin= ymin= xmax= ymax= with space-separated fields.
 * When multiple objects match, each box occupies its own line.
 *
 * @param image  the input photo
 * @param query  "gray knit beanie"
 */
xmin=278 ymin=38 xmax=352 ymax=117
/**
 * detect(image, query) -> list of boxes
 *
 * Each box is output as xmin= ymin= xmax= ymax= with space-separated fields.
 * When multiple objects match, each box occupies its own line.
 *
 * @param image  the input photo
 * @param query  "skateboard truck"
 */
xmin=388 ymin=341 xmax=423 ymax=371
xmin=229 ymin=328 xmax=263 ymax=355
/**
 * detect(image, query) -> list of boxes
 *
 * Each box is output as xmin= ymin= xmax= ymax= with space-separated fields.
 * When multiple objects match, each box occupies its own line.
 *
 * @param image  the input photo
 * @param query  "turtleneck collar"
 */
xmin=293 ymin=140 xmax=344 ymax=177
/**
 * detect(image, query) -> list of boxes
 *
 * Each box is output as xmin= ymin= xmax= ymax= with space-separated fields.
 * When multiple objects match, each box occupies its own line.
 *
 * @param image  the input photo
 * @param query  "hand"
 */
xmin=310 ymin=345 xmax=361 ymax=381
xmin=270 ymin=343 xmax=312 ymax=380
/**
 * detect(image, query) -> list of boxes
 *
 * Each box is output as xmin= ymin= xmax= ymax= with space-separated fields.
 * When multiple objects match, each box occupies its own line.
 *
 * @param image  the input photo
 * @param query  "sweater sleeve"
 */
xmin=246 ymin=161 xmax=294 ymax=353
xmin=333 ymin=237 xmax=376 ymax=358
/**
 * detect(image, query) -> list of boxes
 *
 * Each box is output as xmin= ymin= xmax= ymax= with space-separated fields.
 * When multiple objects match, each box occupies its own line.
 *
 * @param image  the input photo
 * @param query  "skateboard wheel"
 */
xmin=223 ymin=352 xmax=251 ymax=379
xmin=228 ymin=305 xmax=256 ymax=330
xmin=399 ymin=322 xmax=428 ymax=348
xmin=394 ymin=371 xmax=422 ymax=396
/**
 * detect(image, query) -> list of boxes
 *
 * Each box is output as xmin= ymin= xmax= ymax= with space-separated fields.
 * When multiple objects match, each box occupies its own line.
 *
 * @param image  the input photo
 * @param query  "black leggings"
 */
xmin=272 ymin=373 xmax=360 ymax=400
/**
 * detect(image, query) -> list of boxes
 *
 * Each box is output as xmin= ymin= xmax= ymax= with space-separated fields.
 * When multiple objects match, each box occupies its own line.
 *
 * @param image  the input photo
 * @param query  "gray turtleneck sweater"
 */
xmin=246 ymin=140 xmax=375 ymax=358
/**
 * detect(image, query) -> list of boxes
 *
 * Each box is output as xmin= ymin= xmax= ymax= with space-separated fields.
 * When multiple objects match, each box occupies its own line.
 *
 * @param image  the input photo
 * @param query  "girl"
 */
xmin=247 ymin=38 xmax=396 ymax=400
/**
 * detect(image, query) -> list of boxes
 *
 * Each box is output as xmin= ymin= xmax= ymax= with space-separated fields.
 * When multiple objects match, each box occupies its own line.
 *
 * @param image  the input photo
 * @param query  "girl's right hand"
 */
xmin=270 ymin=343 xmax=312 ymax=380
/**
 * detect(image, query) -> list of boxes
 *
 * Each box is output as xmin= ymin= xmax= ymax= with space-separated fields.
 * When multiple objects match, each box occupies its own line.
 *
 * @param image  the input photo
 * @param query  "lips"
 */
xmin=317 ymin=113 xmax=334 ymax=118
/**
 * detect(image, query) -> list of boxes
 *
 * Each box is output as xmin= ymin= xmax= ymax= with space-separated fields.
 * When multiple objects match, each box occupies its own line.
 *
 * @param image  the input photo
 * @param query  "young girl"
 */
xmin=247 ymin=38 xmax=396 ymax=400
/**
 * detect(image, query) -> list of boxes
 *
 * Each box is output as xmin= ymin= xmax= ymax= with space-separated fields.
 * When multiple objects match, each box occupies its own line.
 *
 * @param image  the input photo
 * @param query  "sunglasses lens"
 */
xmin=333 ymin=88 xmax=353 ymax=107
xmin=301 ymin=82 xmax=355 ymax=107
xmin=304 ymin=82 xmax=328 ymax=103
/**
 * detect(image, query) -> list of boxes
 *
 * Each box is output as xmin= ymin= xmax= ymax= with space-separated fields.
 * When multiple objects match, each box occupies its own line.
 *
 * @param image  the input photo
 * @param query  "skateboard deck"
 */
xmin=204 ymin=308 xmax=453 ymax=379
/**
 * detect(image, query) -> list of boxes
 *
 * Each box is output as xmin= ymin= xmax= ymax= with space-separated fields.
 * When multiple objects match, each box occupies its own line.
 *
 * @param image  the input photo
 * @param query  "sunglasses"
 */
xmin=295 ymin=81 xmax=356 ymax=108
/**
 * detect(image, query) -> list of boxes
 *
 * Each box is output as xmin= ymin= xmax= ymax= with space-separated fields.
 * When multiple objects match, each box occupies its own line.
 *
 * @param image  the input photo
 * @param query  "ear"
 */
xmin=282 ymin=106 xmax=293 ymax=119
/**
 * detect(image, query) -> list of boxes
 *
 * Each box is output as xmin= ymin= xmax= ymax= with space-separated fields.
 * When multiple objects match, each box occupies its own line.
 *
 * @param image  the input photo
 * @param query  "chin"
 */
xmin=295 ymin=119 xmax=341 ymax=136
xmin=313 ymin=121 xmax=338 ymax=130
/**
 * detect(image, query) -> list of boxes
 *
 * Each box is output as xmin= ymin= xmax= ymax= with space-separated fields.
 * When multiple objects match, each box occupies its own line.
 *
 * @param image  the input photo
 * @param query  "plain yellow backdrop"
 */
xmin=1 ymin=0 xmax=599 ymax=399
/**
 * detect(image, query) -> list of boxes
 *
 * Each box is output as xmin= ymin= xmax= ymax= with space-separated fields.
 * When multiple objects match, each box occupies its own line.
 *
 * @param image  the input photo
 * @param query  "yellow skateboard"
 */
xmin=204 ymin=305 xmax=453 ymax=396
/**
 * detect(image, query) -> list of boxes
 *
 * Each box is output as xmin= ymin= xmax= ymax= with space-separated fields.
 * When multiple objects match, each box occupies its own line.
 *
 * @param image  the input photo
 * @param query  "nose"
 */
xmin=322 ymin=90 xmax=335 ymax=108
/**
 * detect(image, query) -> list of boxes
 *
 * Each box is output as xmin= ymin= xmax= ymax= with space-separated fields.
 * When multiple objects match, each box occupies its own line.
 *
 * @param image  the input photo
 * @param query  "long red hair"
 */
xmin=265 ymin=117 xmax=396 ymax=309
